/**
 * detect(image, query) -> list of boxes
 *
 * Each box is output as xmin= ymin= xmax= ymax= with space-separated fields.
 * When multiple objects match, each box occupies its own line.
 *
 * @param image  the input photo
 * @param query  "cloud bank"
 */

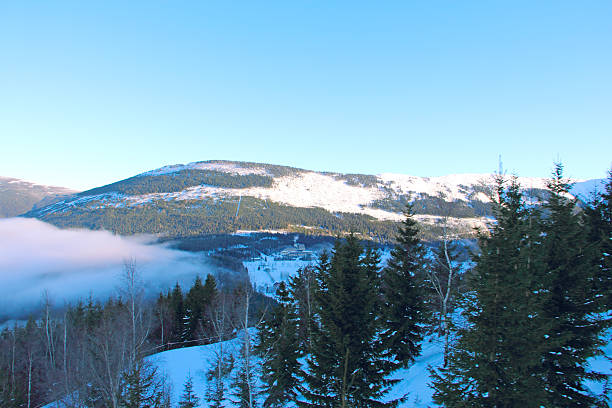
xmin=0 ymin=218 xmax=208 ymax=320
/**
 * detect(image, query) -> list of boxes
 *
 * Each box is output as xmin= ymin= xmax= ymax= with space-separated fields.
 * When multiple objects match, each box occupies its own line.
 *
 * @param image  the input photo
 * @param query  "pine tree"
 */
xmin=583 ymin=169 xmax=612 ymax=315
xmin=539 ymin=163 xmax=609 ymax=406
xmin=300 ymin=236 xmax=400 ymax=407
xmin=431 ymin=176 xmax=552 ymax=407
xmin=381 ymin=203 xmax=428 ymax=367
xmin=185 ymin=276 xmax=206 ymax=342
xmin=178 ymin=374 xmax=200 ymax=408
xmin=169 ymin=283 xmax=185 ymax=344
xmin=256 ymin=282 xmax=301 ymax=407
xmin=122 ymin=360 xmax=170 ymax=408
xmin=288 ymin=266 xmax=317 ymax=353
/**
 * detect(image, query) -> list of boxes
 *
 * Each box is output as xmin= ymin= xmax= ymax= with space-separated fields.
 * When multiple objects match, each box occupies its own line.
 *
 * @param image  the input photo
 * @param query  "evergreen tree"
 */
xmin=300 ymin=236 xmax=400 ymax=407
xmin=185 ymin=276 xmax=206 ymax=341
xmin=169 ymin=283 xmax=185 ymax=343
xmin=288 ymin=266 xmax=318 ymax=353
xmin=381 ymin=203 xmax=428 ymax=367
xmin=583 ymin=169 xmax=612 ymax=314
xmin=122 ymin=360 xmax=170 ymax=408
xmin=178 ymin=374 xmax=200 ymax=408
xmin=431 ymin=176 xmax=552 ymax=407
xmin=256 ymin=282 xmax=301 ymax=407
xmin=539 ymin=163 xmax=609 ymax=406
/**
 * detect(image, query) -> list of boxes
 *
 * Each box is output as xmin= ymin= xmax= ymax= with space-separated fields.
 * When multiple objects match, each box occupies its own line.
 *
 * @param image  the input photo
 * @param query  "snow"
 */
xmin=244 ymin=258 xmax=313 ymax=292
xmin=140 ymin=161 xmax=270 ymax=177
xmin=44 ymin=164 xmax=597 ymax=227
xmin=41 ymin=326 xmax=611 ymax=408
xmin=571 ymin=178 xmax=605 ymax=201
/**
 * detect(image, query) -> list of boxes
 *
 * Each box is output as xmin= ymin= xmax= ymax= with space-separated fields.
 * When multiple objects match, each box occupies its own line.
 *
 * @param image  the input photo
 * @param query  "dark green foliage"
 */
xmin=370 ymin=192 xmax=495 ymax=218
xmin=178 ymin=374 xmax=200 ymax=408
xmin=288 ymin=266 xmax=318 ymax=353
xmin=169 ymin=283 xmax=185 ymax=343
xmin=539 ymin=164 xmax=609 ymax=406
xmin=33 ymin=195 xmax=408 ymax=241
xmin=381 ymin=204 xmax=428 ymax=367
xmin=431 ymin=176 xmax=552 ymax=407
xmin=122 ymin=360 xmax=170 ymax=408
xmin=300 ymin=237 xmax=401 ymax=407
xmin=80 ymin=169 xmax=274 ymax=196
xmin=184 ymin=275 xmax=218 ymax=341
xmin=334 ymin=173 xmax=380 ymax=187
xmin=583 ymin=169 xmax=612 ymax=314
xmin=256 ymin=282 xmax=301 ymax=407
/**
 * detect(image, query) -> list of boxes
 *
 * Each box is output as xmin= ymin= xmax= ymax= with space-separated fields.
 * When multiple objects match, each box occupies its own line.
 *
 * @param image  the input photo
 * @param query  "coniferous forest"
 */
xmin=1 ymin=165 xmax=611 ymax=407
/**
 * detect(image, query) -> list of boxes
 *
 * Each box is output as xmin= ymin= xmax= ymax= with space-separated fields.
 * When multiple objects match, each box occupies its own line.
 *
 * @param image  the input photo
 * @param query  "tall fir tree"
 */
xmin=178 ymin=374 xmax=200 ymax=408
xmin=169 ymin=282 xmax=185 ymax=343
xmin=184 ymin=276 xmax=206 ymax=341
xmin=288 ymin=266 xmax=318 ymax=354
xmin=381 ymin=203 xmax=428 ymax=367
xmin=300 ymin=236 xmax=401 ymax=407
xmin=583 ymin=169 xmax=612 ymax=315
xmin=539 ymin=163 xmax=609 ymax=406
xmin=256 ymin=281 xmax=301 ymax=407
xmin=431 ymin=176 xmax=552 ymax=407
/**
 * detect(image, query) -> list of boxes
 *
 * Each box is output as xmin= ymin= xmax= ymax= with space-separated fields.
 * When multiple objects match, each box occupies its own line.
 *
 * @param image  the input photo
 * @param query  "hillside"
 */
xmin=26 ymin=160 xmax=592 ymax=241
xmin=0 ymin=177 xmax=75 ymax=218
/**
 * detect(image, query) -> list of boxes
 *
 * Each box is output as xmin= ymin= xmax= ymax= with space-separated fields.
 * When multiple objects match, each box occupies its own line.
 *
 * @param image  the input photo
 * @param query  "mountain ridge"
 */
xmin=0 ymin=177 xmax=75 ymax=218
xmin=23 ymin=160 xmax=602 ymax=241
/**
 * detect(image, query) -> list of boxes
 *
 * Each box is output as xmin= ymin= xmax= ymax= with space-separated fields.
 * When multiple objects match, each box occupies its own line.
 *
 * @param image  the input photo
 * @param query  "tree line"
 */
xmin=0 ymin=265 xmax=272 ymax=408
xmin=253 ymin=164 xmax=611 ymax=407
xmin=3 ymin=164 xmax=610 ymax=407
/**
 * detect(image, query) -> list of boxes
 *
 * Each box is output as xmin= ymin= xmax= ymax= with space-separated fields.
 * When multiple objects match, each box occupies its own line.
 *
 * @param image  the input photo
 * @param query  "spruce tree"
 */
xmin=178 ymin=374 xmax=200 ymax=408
xmin=583 ymin=169 xmax=612 ymax=314
xmin=300 ymin=236 xmax=400 ymax=407
xmin=539 ymin=163 xmax=609 ymax=406
xmin=381 ymin=203 xmax=428 ymax=367
xmin=185 ymin=276 xmax=206 ymax=341
xmin=288 ymin=266 xmax=318 ymax=353
xmin=431 ymin=176 xmax=551 ymax=407
xmin=169 ymin=283 xmax=184 ymax=344
xmin=256 ymin=282 xmax=301 ymax=407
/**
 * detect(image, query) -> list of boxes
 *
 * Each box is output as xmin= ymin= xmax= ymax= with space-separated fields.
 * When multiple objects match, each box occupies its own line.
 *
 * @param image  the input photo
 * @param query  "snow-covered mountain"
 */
xmin=26 ymin=161 xmax=598 ymax=241
xmin=0 ymin=176 xmax=75 ymax=218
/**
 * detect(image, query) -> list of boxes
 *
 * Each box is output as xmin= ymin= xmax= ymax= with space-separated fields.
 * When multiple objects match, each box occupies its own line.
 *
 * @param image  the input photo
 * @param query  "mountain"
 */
xmin=26 ymin=160 xmax=595 ymax=242
xmin=0 ymin=177 xmax=75 ymax=218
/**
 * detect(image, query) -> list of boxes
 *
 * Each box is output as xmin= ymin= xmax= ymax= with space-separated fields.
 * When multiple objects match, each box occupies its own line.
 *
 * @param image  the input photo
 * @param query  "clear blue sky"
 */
xmin=1 ymin=1 xmax=610 ymax=190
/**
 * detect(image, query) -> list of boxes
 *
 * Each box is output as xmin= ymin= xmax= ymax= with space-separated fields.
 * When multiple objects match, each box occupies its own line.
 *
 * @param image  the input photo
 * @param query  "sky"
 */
xmin=1 ymin=1 xmax=610 ymax=190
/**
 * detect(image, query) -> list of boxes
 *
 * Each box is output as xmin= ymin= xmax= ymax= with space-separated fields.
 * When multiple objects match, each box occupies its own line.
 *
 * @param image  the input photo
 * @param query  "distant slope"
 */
xmin=26 ymin=160 xmax=599 ymax=241
xmin=0 ymin=177 xmax=75 ymax=218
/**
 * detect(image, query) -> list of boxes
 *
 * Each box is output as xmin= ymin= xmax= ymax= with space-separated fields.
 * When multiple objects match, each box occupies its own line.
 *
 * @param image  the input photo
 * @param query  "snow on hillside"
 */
xmin=149 ymin=330 xmax=443 ymax=408
xmin=148 ymin=329 xmax=611 ymax=407
xmin=33 ymin=161 xmax=600 ymax=231
xmin=140 ymin=161 xmax=271 ymax=177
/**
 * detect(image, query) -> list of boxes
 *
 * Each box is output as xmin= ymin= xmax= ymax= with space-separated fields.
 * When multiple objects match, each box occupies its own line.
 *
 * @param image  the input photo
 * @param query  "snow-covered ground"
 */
xmin=150 ymin=329 xmax=611 ymax=407
xmin=244 ymin=257 xmax=313 ymax=293
xmin=150 ymin=330 xmax=443 ymax=408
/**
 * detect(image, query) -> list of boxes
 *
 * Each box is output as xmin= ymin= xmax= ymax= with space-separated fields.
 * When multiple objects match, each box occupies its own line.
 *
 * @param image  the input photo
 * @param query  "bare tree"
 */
xmin=206 ymin=291 xmax=234 ymax=407
xmin=425 ymin=194 xmax=460 ymax=367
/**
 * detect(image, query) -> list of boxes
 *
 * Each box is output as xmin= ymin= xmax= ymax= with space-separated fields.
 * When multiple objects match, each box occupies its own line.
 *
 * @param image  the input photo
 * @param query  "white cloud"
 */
xmin=0 ymin=218 xmax=208 ymax=319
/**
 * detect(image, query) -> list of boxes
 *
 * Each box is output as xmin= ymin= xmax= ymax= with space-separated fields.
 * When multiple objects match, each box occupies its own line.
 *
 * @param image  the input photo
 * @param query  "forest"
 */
xmin=1 ymin=164 xmax=611 ymax=407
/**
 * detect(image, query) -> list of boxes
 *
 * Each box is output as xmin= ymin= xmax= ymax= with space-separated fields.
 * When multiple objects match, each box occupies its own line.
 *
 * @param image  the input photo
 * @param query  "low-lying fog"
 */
xmin=0 ymin=218 xmax=212 ymax=321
